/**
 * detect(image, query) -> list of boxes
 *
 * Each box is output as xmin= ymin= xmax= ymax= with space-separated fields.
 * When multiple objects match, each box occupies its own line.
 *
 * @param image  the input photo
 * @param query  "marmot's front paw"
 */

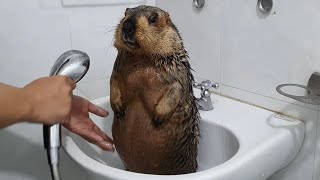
xmin=153 ymin=105 xmax=173 ymax=127
xmin=112 ymin=99 xmax=125 ymax=119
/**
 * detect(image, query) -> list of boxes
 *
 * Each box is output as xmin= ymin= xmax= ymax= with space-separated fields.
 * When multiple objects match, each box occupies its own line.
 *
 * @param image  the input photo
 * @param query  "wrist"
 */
xmin=17 ymin=87 xmax=34 ymax=123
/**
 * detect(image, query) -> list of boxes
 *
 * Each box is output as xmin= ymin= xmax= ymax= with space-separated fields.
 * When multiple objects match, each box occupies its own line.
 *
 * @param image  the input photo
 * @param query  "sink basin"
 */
xmin=62 ymin=89 xmax=305 ymax=180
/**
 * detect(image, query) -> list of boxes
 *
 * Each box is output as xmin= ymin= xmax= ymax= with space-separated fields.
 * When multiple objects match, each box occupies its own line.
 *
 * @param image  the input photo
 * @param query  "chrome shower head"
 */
xmin=50 ymin=50 xmax=90 ymax=82
xmin=44 ymin=50 xmax=90 ymax=180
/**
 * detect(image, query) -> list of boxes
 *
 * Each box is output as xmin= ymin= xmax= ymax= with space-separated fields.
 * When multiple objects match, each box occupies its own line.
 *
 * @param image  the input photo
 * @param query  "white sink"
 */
xmin=62 ymin=90 xmax=305 ymax=180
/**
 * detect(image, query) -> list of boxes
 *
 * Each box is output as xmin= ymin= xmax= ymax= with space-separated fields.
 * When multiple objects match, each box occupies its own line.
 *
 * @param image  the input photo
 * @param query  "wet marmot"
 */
xmin=110 ymin=5 xmax=200 ymax=175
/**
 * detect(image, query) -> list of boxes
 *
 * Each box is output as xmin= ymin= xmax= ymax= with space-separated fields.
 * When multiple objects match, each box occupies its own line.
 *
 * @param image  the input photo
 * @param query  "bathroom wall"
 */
xmin=157 ymin=0 xmax=320 ymax=180
xmin=0 ymin=0 xmax=154 ymax=179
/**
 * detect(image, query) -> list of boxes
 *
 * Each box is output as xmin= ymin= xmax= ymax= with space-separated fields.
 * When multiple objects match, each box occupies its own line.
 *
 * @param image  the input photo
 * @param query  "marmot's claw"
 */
xmin=153 ymin=113 xmax=171 ymax=127
xmin=115 ymin=109 xmax=126 ymax=119
xmin=113 ymin=101 xmax=125 ymax=119
xmin=114 ymin=102 xmax=121 ymax=112
xmin=120 ymin=110 xmax=126 ymax=118
xmin=153 ymin=115 xmax=162 ymax=127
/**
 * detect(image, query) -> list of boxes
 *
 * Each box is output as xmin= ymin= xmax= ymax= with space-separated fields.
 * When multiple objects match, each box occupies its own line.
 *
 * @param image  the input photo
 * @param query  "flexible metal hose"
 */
xmin=50 ymin=164 xmax=61 ymax=180
xmin=46 ymin=148 xmax=62 ymax=180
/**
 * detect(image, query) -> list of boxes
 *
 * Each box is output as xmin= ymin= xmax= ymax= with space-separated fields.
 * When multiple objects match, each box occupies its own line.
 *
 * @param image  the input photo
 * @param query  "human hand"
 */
xmin=22 ymin=76 xmax=75 ymax=124
xmin=63 ymin=95 xmax=115 ymax=152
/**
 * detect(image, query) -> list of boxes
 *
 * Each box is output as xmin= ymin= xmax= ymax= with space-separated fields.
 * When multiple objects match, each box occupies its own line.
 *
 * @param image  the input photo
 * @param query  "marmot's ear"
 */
xmin=164 ymin=11 xmax=173 ymax=26
xmin=125 ymin=8 xmax=131 ymax=16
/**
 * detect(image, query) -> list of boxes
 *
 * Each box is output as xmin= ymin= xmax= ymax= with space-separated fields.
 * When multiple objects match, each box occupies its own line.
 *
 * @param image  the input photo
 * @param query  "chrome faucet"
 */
xmin=193 ymin=80 xmax=219 ymax=111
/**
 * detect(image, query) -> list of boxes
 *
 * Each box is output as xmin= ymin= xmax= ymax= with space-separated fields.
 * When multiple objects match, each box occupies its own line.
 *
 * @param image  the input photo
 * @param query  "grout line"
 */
xmin=221 ymin=84 xmax=319 ymax=111
xmin=312 ymin=111 xmax=320 ymax=180
xmin=218 ymin=0 xmax=222 ymax=96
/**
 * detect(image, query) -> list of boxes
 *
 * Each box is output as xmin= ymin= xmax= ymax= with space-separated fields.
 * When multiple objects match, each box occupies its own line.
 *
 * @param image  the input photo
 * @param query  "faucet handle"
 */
xmin=193 ymin=80 xmax=219 ymax=90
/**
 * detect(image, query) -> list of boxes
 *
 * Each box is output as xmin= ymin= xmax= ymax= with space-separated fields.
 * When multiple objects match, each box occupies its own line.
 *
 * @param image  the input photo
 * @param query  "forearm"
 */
xmin=0 ymin=83 xmax=31 ymax=128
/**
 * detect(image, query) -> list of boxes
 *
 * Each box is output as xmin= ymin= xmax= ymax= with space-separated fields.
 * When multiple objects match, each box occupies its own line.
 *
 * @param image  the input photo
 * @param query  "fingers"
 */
xmin=88 ymin=102 xmax=109 ymax=117
xmin=93 ymin=125 xmax=114 ymax=144
xmin=64 ymin=76 xmax=76 ymax=90
xmin=78 ymin=126 xmax=115 ymax=152
xmin=96 ymin=141 xmax=115 ymax=152
xmin=54 ymin=75 xmax=76 ymax=90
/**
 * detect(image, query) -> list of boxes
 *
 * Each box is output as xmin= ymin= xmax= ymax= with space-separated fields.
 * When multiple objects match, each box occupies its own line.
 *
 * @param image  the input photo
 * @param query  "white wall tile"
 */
xmin=62 ymin=0 xmax=146 ymax=6
xmin=157 ymin=0 xmax=221 ymax=84
xmin=68 ymin=7 xmax=122 ymax=82
xmin=0 ymin=0 xmax=39 ymax=10
xmin=0 ymin=11 xmax=71 ymax=87
xmin=220 ymin=0 xmax=320 ymax=110
xmin=39 ymin=0 xmax=63 ymax=8
xmin=220 ymin=85 xmax=318 ymax=180
xmin=76 ymin=78 xmax=110 ymax=100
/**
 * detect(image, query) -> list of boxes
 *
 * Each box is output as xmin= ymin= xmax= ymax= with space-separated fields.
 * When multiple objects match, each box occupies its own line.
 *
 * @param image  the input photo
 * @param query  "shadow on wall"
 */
xmin=0 ymin=128 xmax=88 ymax=180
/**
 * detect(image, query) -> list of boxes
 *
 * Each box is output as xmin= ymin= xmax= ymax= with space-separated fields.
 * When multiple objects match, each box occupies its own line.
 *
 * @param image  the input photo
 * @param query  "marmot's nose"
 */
xmin=122 ymin=19 xmax=135 ymax=37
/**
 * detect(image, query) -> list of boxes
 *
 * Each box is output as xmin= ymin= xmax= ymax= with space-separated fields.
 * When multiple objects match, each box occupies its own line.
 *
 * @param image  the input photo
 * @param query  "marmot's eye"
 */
xmin=148 ymin=14 xmax=158 ymax=24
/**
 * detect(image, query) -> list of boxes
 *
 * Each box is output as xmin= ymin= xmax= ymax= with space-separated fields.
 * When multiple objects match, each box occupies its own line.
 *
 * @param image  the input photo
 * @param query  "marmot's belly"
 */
xmin=112 ymin=100 xmax=180 ymax=175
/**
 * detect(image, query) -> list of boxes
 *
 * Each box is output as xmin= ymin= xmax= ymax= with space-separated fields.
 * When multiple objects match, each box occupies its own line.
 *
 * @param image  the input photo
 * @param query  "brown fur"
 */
xmin=110 ymin=5 xmax=200 ymax=175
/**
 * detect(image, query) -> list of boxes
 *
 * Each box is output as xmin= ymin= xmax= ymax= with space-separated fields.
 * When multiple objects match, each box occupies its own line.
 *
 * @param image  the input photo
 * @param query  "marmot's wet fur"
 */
xmin=110 ymin=5 xmax=200 ymax=175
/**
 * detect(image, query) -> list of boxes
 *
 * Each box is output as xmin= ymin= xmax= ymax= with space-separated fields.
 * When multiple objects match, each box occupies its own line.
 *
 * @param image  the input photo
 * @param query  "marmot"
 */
xmin=110 ymin=5 xmax=200 ymax=175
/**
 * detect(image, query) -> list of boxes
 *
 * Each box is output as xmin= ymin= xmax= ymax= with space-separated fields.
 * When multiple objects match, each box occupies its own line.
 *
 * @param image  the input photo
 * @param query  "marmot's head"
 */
xmin=114 ymin=5 xmax=183 ymax=56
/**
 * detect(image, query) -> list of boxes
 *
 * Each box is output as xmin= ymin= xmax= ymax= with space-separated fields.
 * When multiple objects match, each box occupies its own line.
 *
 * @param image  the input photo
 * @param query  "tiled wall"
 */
xmin=0 ymin=0 xmax=154 ymax=179
xmin=157 ymin=0 xmax=320 ymax=180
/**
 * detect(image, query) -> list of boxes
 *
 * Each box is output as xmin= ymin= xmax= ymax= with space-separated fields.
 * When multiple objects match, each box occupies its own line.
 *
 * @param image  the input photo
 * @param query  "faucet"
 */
xmin=193 ymin=80 xmax=219 ymax=111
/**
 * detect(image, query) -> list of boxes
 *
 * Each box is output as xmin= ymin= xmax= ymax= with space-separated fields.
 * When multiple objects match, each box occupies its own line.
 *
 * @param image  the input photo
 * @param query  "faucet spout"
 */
xmin=193 ymin=80 xmax=219 ymax=111
xmin=196 ymin=96 xmax=214 ymax=111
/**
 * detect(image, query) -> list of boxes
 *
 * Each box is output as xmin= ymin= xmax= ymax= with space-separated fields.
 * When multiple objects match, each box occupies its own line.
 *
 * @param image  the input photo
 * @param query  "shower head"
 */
xmin=44 ymin=50 xmax=90 ymax=180
xmin=50 ymin=50 xmax=90 ymax=82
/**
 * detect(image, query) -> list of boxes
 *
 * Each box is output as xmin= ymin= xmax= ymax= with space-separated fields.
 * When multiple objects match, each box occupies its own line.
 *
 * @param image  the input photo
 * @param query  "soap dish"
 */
xmin=276 ymin=72 xmax=320 ymax=105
